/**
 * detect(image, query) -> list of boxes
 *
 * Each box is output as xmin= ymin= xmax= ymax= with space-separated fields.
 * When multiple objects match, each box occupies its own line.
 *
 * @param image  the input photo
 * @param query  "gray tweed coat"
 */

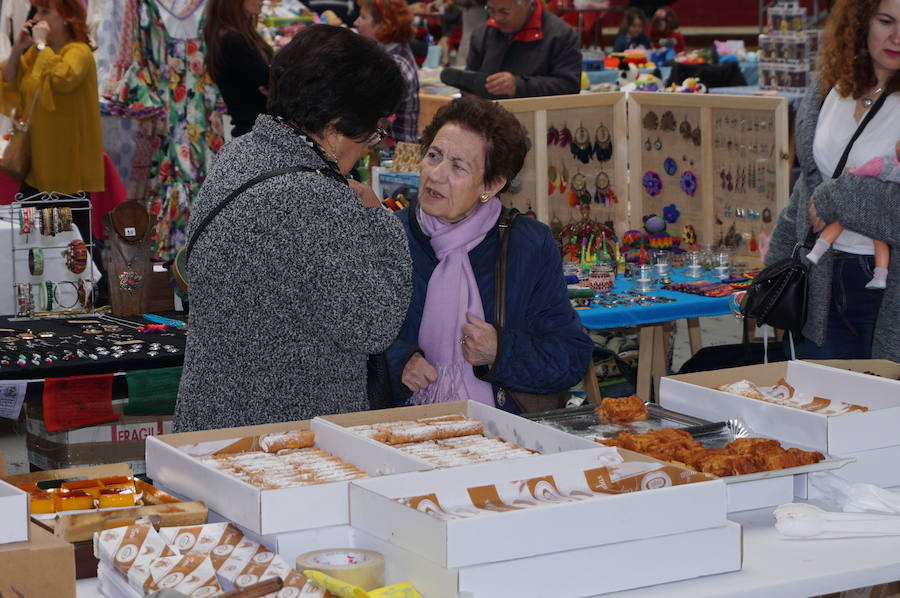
xmin=766 ymin=84 xmax=900 ymax=361
xmin=174 ymin=115 xmax=412 ymax=432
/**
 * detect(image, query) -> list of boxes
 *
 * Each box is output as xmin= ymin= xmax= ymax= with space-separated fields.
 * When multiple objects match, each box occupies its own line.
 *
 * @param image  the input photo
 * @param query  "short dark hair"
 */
xmin=420 ymin=97 xmax=528 ymax=194
xmin=267 ymin=25 xmax=404 ymax=140
xmin=618 ymin=8 xmax=647 ymax=35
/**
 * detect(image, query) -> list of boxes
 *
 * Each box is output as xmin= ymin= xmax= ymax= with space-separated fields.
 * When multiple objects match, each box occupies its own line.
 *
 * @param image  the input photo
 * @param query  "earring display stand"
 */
xmin=5 ymin=191 xmax=101 ymax=318
xmin=498 ymin=93 xmax=629 ymax=238
xmin=104 ymin=201 xmax=157 ymax=317
xmin=627 ymin=92 xmax=790 ymax=267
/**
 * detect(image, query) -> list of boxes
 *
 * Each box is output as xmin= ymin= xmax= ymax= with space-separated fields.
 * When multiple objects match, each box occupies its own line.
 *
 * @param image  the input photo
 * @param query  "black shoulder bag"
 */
xmin=741 ymin=91 xmax=889 ymax=332
xmin=493 ymin=210 xmax=571 ymax=413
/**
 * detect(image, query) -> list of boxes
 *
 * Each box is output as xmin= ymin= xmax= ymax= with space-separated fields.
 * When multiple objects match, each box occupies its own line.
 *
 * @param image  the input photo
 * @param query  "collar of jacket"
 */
xmin=487 ymin=1 xmax=544 ymax=43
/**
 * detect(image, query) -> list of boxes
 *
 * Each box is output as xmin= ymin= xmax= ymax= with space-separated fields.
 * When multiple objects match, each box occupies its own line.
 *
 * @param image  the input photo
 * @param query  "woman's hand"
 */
xmin=461 ymin=312 xmax=497 ymax=366
xmin=13 ymin=21 xmax=33 ymax=52
xmin=31 ymin=21 xmax=49 ymax=46
xmin=402 ymin=352 xmax=438 ymax=392
xmin=808 ymin=198 xmax=826 ymax=233
xmin=348 ymin=179 xmax=382 ymax=209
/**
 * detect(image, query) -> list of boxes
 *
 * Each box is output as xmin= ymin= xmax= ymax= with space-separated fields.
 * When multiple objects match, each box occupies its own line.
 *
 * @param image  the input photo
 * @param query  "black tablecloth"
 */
xmin=0 ymin=312 xmax=187 ymax=382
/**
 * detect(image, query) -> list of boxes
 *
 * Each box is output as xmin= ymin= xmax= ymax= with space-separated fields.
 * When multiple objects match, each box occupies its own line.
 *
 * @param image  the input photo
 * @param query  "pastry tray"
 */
xmin=525 ymin=404 xmax=854 ymax=483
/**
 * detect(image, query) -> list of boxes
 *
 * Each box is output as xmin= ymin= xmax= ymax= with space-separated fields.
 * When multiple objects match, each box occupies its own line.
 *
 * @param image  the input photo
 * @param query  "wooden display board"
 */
xmin=498 ymin=93 xmax=629 ymax=238
xmin=627 ymin=92 xmax=790 ymax=267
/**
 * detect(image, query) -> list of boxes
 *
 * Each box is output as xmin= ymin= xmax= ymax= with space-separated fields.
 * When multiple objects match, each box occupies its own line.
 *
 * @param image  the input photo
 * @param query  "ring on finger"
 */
xmin=458 ymin=335 xmax=469 ymax=345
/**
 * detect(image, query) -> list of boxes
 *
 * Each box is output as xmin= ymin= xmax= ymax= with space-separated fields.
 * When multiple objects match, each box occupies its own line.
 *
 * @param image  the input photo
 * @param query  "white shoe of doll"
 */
xmin=865 ymin=277 xmax=887 ymax=290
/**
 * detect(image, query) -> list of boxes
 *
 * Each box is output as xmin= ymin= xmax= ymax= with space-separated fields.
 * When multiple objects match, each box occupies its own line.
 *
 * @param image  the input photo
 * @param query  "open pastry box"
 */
xmin=314 ymin=400 xmax=597 ymax=473
xmin=660 ymin=360 xmax=900 ymax=455
xmin=2 ymin=463 xmax=207 ymax=543
xmin=146 ymin=419 xmax=427 ymax=535
xmin=349 ymin=446 xmax=727 ymax=569
xmin=0 ymin=479 xmax=29 ymax=544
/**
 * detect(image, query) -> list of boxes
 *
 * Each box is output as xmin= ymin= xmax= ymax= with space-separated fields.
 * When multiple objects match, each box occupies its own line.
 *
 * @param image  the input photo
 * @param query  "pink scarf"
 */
xmin=412 ymin=198 xmax=501 ymax=405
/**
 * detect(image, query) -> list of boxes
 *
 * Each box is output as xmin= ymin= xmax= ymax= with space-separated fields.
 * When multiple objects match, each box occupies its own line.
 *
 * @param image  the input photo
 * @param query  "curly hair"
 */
xmin=357 ymin=0 xmax=414 ymax=44
xmin=420 ymin=97 xmax=528 ymax=194
xmin=650 ymin=7 xmax=679 ymax=35
xmin=267 ymin=25 xmax=403 ymax=140
xmin=32 ymin=0 xmax=92 ymax=48
xmin=820 ymin=0 xmax=900 ymax=98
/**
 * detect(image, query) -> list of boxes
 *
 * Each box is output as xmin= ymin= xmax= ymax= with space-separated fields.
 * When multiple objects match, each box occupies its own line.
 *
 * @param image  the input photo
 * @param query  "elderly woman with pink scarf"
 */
xmin=385 ymin=97 xmax=593 ymax=413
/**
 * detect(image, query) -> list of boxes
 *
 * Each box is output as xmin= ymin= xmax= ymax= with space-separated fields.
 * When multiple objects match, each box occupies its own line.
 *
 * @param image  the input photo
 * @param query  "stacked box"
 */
xmin=759 ymin=2 xmax=818 ymax=93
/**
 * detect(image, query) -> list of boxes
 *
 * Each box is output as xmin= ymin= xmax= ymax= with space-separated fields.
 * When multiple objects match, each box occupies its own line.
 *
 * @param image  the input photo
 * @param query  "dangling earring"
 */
xmin=479 ymin=193 xmax=490 ymax=203
xmin=593 ymin=123 xmax=613 ymax=163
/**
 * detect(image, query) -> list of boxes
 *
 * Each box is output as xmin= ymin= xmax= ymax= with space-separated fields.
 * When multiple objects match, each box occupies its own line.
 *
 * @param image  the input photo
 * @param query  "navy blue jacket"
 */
xmin=386 ymin=207 xmax=594 ymax=412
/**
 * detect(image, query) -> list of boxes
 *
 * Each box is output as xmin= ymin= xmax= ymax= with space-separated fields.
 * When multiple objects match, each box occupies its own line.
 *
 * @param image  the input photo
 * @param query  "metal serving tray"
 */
xmin=525 ymin=404 xmax=854 ymax=483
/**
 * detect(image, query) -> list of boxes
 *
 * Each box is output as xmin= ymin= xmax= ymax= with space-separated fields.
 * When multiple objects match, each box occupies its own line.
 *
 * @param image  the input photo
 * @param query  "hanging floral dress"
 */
xmin=105 ymin=0 xmax=225 ymax=259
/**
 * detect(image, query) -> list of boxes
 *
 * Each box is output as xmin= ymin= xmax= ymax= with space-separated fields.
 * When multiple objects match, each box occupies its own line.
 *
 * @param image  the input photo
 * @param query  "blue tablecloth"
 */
xmin=576 ymin=270 xmax=732 ymax=330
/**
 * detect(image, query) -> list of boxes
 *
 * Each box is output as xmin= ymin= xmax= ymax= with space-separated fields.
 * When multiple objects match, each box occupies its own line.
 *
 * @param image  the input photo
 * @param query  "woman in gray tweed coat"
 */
xmin=175 ymin=26 xmax=412 ymax=431
xmin=767 ymin=0 xmax=899 ymax=361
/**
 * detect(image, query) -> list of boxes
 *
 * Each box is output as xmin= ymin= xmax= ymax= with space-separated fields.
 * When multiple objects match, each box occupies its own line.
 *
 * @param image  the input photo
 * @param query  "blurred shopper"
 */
xmin=613 ymin=7 xmax=651 ymax=52
xmin=649 ymin=6 xmax=684 ymax=53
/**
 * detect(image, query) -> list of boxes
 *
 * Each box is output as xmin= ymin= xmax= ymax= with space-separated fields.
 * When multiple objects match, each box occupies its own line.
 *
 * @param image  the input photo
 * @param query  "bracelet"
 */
xmin=28 ymin=248 xmax=44 ymax=275
xmin=54 ymin=280 xmax=79 ymax=309
xmin=58 ymin=207 xmax=73 ymax=232
xmin=65 ymin=239 xmax=88 ymax=274
xmin=16 ymin=283 xmax=34 ymax=317
xmin=42 ymin=281 xmax=54 ymax=311
xmin=77 ymin=278 xmax=86 ymax=307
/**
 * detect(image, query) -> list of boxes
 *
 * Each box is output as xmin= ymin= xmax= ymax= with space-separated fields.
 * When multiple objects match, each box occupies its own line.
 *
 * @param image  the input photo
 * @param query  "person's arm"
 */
xmin=305 ymin=187 xmax=413 ymax=354
xmin=476 ymin=229 xmax=593 ymax=393
xmin=1 ymin=19 xmax=32 ymax=93
xmin=765 ymin=184 xmax=802 ymax=266
xmin=514 ymin=25 xmax=581 ymax=97
xmin=813 ymin=175 xmax=900 ymax=246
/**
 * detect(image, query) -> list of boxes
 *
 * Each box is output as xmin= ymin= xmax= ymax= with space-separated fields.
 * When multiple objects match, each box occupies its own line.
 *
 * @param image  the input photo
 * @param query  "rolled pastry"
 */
xmin=259 ymin=429 xmax=315 ymax=453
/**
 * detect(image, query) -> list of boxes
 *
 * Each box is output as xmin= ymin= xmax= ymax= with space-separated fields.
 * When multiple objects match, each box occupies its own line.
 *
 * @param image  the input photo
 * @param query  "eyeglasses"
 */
xmin=484 ymin=4 xmax=513 ymax=16
xmin=365 ymin=127 xmax=388 ymax=147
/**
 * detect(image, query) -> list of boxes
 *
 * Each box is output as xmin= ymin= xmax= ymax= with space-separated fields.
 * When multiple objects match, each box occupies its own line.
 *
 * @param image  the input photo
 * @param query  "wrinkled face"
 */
xmin=31 ymin=2 xmax=67 ymax=40
xmin=627 ymin=18 xmax=645 ymax=38
xmin=419 ymin=124 xmax=505 ymax=223
xmin=244 ymin=0 xmax=264 ymax=17
xmin=868 ymin=0 xmax=900 ymax=78
xmin=354 ymin=7 xmax=378 ymax=40
xmin=485 ymin=0 xmax=531 ymax=35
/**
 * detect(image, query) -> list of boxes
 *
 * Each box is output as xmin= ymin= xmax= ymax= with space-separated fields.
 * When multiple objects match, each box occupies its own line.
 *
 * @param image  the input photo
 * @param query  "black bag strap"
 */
xmin=185 ymin=166 xmax=324 ymax=263
xmin=831 ymin=90 xmax=888 ymax=179
xmin=493 ymin=208 xmax=519 ymax=328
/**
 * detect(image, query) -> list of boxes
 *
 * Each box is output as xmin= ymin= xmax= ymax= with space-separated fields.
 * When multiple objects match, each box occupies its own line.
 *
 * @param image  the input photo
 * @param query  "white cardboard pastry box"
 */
xmin=146 ymin=419 xmax=425 ymax=535
xmin=0 ymin=479 xmax=29 ymax=544
xmin=314 ymin=400 xmax=596 ymax=473
xmin=350 ymin=446 xmax=728 ymax=569
xmin=660 ymin=359 xmax=900 ymax=487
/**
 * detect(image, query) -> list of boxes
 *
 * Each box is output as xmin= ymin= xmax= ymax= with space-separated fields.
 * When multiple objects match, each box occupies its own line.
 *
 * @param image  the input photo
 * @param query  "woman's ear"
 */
xmin=485 ymin=177 xmax=507 ymax=199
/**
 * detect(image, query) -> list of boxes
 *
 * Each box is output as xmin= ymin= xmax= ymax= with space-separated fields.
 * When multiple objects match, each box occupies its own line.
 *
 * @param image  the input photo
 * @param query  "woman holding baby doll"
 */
xmin=767 ymin=0 xmax=900 ymax=361
xmin=385 ymin=97 xmax=593 ymax=414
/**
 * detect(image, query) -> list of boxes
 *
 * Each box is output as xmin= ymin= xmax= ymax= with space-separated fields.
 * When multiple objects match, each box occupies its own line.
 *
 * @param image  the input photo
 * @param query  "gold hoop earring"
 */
xmin=479 ymin=193 xmax=490 ymax=203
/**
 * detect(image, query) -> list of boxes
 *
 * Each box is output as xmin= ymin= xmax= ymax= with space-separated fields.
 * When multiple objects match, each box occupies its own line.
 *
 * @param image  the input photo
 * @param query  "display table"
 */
xmin=73 ymin=499 xmax=900 ymax=598
xmin=576 ymin=270 xmax=733 ymax=401
xmin=0 ymin=313 xmax=186 ymax=472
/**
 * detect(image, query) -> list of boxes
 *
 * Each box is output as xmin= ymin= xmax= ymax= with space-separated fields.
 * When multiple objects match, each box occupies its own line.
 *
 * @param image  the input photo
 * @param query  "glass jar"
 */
xmin=714 ymin=251 xmax=732 ymax=280
xmin=684 ymin=251 xmax=704 ymax=278
xmin=652 ymin=251 xmax=672 ymax=279
xmin=589 ymin=262 xmax=616 ymax=293
xmin=633 ymin=264 xmax=656 ymax=292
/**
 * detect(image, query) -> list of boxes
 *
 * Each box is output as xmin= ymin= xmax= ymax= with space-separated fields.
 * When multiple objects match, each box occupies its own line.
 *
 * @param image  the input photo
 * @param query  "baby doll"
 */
xmin=806 ymin=141 xmax=899 ymax=290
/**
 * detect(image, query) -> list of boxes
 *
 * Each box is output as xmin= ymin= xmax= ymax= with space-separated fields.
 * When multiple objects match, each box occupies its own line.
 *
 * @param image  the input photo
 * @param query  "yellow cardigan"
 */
xmin=1 ymin=42 xmax=104 ymax=193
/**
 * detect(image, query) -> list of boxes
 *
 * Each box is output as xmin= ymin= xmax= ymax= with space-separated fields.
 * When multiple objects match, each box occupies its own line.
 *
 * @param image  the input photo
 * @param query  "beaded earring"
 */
xmin=643 ymin=111 xmax=659 ymax=130
xmin=660 ymin=110 xmax=677 ymax=131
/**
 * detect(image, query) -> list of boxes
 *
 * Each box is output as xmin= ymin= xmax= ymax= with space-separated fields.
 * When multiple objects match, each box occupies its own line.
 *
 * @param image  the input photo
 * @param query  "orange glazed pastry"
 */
xmin=97 ymin=488 xmax=137 ymax=509
xmin=98 ymin=476 xmax=136 ymax=492
xmin=28 ymin=490 xmax=55 ymax=514
xmin=61 ymin=480 xmax=103 ymax=497
xmin=55 ymin=490 xmax=94 ymax=511
xmin=596 ymin=395 xmax=648 ymax=423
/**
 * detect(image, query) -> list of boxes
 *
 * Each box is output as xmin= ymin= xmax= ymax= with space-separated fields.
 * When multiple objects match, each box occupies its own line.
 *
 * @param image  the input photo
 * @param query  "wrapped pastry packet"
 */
xmin=94 ymin=523 xmax=179 ymax=591
xmin=145 ymin=553 xmax=221 ymax=597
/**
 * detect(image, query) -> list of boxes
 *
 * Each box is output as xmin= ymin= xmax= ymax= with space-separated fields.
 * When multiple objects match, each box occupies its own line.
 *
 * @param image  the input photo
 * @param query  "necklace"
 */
xmin=113 ymin=241 xmax=144 ymax=295
xmin=862 ymin=87 xmax=884 ymax=109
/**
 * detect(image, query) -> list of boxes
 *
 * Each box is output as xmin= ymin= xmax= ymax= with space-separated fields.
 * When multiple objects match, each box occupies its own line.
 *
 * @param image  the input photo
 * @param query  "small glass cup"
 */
xmin=713 ymin=251 xmax=732 ymax=280
xmin=684 ymin=251 xmax=704 ymax=278
xmin=633 ymin=264 xmax=656 ymax=292
xmin=589 ymin=262 xmax=616 ymax=293
xmin=563 ymin=262 xmax=581 ymax=280
xmin=652 ymin=251 xmax=672 ymax=279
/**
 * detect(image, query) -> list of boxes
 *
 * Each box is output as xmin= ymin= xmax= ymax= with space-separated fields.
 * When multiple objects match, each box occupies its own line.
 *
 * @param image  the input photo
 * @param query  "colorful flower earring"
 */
xmin=680 ymin=171 xmax=698 ymax=197
xmin=642 ymin=171 xmax=663 ymax=197
xmin=664 ymin=157 xmax=678 ymax=176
